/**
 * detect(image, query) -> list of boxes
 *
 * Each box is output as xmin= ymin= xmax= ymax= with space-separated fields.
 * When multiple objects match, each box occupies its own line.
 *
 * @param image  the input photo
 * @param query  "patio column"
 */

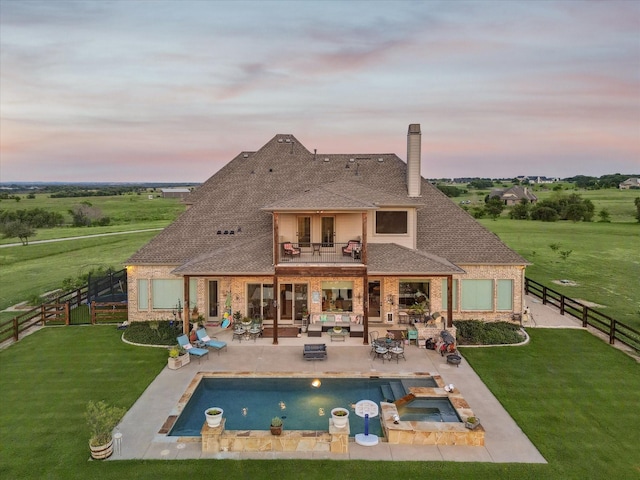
xmin=183 ymin=275 xmax=190 ymax=335
xmin=447 ymin=275 xmax=453 ymax=328
xmin=363 ymin=273 xmax=369 ymax=345
xmin=272 ymin=275 xmax=278 ymax=345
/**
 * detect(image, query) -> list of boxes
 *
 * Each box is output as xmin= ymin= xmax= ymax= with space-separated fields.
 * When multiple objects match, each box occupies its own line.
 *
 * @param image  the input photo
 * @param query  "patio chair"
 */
xmin=342 ymin=240 xmax=361 ymax=256
xmin=177 ymin=334 xmax=209 ymax=363
xmin=389 ymin=342 xmax=406 ymax=363
xmin=282 ymin=242 xmax=301 ymax=257
xmin=196 ymin=328 xmax=228 ymax=354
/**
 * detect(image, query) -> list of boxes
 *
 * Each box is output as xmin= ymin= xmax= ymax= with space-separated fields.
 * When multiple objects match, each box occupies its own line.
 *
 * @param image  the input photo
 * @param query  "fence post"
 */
xmin=13 ymin=317 xmax=19 ymax=341
xmin=560 ymin=296 xmax=565 ymax=316
xmin=41 ymin=304 xmax=45 ymax=326
xmin=582 ymin=305 xmax=588 ymax=328
xmin=542 ymin=286 xmax=547 ymax=305
xmin=65 ymin=302 xmax=70 ymax=326
xmin=609 ymin=320 xmax=616 ymax=345
xmin=91 ymin=301 xmax=96 ymax=325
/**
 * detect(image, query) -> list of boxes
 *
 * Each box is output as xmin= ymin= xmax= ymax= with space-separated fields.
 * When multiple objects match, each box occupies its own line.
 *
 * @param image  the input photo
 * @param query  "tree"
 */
xmin=598 ymin=209 xmax=611 ymax=223
xmin=1 ymin=220 xmax=35 ymax=245
xmin=509 ymin=199 xmax=530 ymax=220
xmin=485 ymin=197 xmax=504 ymax=220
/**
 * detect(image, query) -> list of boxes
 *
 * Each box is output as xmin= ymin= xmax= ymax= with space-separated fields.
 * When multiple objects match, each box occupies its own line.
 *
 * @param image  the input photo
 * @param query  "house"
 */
xmin=126 ymin=125 xmax=528 ymax=343
xmin=619 ymin=178 xmax=640 ymax=190
xmin=161 ymin=188 xmax=192 ymax=199
xmin=489 ymin=186 xmax=538 ymax=206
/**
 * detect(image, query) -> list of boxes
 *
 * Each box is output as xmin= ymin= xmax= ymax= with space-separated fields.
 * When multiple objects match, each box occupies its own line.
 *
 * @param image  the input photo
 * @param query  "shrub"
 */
xmin=454 ymin=320 xmax=524 ymax=345
xmin=123 ymin=320 xmax=185 ymax=345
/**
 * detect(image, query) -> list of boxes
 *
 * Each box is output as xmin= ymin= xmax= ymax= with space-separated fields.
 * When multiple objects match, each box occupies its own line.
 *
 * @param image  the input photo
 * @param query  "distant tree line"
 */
xmin=509 ymin=193 xmax=595 ymax=222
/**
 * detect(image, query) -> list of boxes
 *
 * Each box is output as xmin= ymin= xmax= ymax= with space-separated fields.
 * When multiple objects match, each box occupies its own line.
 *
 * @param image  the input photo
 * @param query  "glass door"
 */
xmin=368 ymin=280 xmax=381 ymax=321
xmin=297 ymin=216 xmax=311 ymax=247
xmin=280 ymin=283 xmax=308 ymax=324
xmin=208 ymin=280 xmax=218 ymax=318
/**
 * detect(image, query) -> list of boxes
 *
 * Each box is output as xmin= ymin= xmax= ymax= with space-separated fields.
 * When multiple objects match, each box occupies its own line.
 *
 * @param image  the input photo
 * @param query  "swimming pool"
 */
xmin=169 ymin=376 xmax=438 ymax=437
xmin=397 ymin=397 xmax=461 ymax=422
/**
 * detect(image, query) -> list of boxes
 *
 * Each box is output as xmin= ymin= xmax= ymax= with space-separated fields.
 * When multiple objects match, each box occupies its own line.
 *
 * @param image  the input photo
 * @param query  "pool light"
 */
xmin=311 ymin=379 xmax=321 ymax=388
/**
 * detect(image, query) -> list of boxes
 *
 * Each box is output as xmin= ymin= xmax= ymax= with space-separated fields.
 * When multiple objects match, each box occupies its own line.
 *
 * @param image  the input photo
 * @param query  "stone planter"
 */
xmin=465 ymin=417 xmax=481 ymax=430
xmin=89 ymin=438 xmax=114 ymax=460
xmin=168 ymin=353 xmax=190 ymax=370
xmin=331 ymin=407 xmax=350 ymax=428
xmin=205 ymin=408 xmax=224 ymax=427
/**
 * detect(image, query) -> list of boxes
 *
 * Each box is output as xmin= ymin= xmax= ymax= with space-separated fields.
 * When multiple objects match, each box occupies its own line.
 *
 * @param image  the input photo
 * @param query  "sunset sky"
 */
xmin=1 ymin=0 xmax=638 ymax=183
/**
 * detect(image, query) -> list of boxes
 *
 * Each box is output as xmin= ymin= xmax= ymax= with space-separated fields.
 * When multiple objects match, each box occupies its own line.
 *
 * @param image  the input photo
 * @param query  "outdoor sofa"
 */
xmin=307 ymin=313 xmax=364 ymax=337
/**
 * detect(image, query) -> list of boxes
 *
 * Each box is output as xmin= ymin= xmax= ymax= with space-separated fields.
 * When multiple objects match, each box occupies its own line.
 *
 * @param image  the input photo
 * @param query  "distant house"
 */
xmin=161 ymin=188 xmax=191 ymax=199
xmin=127 ymin=125 xmax=529 ymax=342
xmin=489 ymin=186 xmax=538 ymax=206
xmin=619 ymin=178 xmax=640 ymax=190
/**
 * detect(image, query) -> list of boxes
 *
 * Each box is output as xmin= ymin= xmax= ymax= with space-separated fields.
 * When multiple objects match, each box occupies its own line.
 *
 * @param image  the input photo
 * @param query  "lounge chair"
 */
xmin=177 ymin=334 xmax=209 ymax=363
xmin=196 ymin=328 xmax=228 ymax=354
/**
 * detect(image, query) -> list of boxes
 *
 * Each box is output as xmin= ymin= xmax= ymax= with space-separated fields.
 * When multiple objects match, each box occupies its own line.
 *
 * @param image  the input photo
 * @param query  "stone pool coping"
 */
xmin=164 ymin=371 xmax=483 ymax=452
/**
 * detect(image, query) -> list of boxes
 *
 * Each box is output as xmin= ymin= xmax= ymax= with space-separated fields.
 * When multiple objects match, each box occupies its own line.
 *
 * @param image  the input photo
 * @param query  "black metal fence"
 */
xmin=525 ymin=277 xmax=639 ymax=352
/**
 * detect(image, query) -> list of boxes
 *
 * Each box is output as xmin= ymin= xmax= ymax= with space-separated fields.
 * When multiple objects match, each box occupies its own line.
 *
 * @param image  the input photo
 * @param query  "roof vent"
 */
xmin=243 ymin=154 xmax=249 ymax=158
xmin=349 ymin=158 xmax=355 ymax=162
xmin=217 ymin=230 xmax=222 ymax=235
xmin=278 ymin=139 xmax=283 ymax=143
xmin=285 ymin=138 xmax=291 ymax=143
xmin=377 ymin=157 xmax=384 ymax=162
xmin=323 ymin=158 xmax=329 ymax=162
xmin=229 ymin=230 xmax=234 ymax=235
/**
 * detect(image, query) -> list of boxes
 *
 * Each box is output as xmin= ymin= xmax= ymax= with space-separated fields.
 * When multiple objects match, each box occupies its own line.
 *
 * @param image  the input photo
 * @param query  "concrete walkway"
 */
xmin=112 ymin=293 xmax=583 ymax=463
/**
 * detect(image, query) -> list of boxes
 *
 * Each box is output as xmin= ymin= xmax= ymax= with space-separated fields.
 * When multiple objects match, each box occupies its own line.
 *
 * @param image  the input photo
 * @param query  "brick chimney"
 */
xmin=406 ymin=124 xmax=421 ymax=197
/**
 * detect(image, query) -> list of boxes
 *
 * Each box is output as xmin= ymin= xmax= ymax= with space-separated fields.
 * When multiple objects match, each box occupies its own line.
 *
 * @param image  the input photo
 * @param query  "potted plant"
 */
xmin=167 ymin=345 xmax=190 ymax=370
xmin=408 ymin=300 xmax=430 ymax=321
xmin=464 ymin=416 xmax=481 ymax=430
xmin=330 ymin=407 xmax=350 ymax=428
xmin=270 ymin=416 xmax=283 ymax=435
xmin=205 ymin=407 xmax=224 ymax=428
xmin=191 ymin=306 xmax=199 ymax=321
xmin=85 ymin=400 xmax=126 ymax=460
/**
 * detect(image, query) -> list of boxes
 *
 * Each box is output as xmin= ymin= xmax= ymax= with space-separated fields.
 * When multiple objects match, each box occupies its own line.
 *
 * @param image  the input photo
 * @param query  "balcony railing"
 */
xmin=279 ymin=242 xmax=363 ymax=264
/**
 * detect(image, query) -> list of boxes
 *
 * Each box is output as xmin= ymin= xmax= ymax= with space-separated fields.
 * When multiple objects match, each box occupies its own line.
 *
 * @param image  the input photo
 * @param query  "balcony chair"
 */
xmin=282 ymin=242 xmax=301 ymax=258
xmin=342 ymin=240 xmax=361 ymax=257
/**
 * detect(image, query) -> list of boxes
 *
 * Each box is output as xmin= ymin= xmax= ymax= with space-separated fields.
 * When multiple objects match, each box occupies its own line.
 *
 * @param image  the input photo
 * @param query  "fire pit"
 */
xmin=446 ymin=354 xmax=461 ymax=367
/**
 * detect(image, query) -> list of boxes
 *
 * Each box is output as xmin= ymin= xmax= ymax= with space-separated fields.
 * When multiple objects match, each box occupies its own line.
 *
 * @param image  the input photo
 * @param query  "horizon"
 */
xmin=1 ymin=1 xmax=638 ymax=182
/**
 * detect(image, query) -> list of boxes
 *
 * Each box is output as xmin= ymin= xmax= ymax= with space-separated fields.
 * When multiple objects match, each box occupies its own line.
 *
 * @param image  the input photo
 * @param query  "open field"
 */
xmin=0 ymin=326 xmax=637 ymax=479
xmin=0 ymin=192 xmax=186 ymax=232
xmin=479 ymin=219 xmax=640 ymax=330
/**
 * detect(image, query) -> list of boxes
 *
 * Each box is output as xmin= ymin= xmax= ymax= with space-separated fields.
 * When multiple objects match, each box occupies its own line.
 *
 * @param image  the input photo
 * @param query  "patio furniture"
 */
xmin=232 ymin=326 xmax=246 ymax=342
xmin=373 ymin=344 xmax=389 ymax=362
xmin=303 ymin=343 xmax=327 ymax=360
xmin=389 ymin=342 xmax=406 ymax=363
xmin=447 ymin=354 xmax=462 ymax=367
xmin=177 ymin=334 xmax=209 ymax=363
xmin=196 ymin=328 xmax=228 ymax=354
xmin=328 ymin=329 xmax=348 ymax=342
xmin=342 ymin=240 xmax=361 ymax=257
xmin=282 ymin=242 xmax=301 ymax=258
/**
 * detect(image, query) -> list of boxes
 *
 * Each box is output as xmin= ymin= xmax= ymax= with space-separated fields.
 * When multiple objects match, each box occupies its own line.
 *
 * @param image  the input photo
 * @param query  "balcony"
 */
xmin=279 ymin=242 xmax=363 ymax=264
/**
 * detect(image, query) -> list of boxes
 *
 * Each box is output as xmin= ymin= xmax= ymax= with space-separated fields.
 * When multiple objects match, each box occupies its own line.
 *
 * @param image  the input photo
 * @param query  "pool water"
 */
xmin=397 ymin=398 xmax=461 ymax=422
xmin=169 ymin=376 xmax=437 ymax=437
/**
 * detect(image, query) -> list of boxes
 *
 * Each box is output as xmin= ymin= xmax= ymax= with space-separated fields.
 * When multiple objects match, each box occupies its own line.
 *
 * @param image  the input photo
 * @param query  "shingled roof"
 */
xmin=127 ymin=133 xmax=527 ymax=272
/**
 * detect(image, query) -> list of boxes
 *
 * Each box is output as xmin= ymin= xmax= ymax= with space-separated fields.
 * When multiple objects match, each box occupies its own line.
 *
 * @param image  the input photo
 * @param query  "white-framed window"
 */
xmin=321 ymin=281 xmax=354 ymax=312
xmin=138 ymin=279 xmax=148 ymax=310
xmin=441 ymin=279 xmax=458 ymax=310
xmin=149 ymin=278 xmax=197 ymax=310
xmin=496 ymin=279 xmax=513 ymax=311
xmin=461 ymin=279 xmax=493 ymax=311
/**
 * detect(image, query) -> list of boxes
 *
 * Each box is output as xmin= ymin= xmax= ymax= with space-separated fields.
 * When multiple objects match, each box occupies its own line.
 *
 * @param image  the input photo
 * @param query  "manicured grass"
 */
xmin=479 ymin=219 xmax=640 ymax=330
xmin=0 ymin=231 xmax=160 ymax=310
xmin=1 ymin=327 xmax=637 ymax=479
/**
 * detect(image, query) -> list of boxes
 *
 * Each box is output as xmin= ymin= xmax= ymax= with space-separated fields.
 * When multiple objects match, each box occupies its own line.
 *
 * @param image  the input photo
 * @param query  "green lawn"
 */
xmin=0 ymin=231 xmax=161 ymax=311
xmin=479 ymin=219 xmax=640 ymax=330
xmin=0 ymin=327 xmax=637 ymax=479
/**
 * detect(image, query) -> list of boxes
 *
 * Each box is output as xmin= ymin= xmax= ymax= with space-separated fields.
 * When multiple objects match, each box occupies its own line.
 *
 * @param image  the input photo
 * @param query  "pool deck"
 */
xmin=111 ymin=295 xmax=578 ymax=463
